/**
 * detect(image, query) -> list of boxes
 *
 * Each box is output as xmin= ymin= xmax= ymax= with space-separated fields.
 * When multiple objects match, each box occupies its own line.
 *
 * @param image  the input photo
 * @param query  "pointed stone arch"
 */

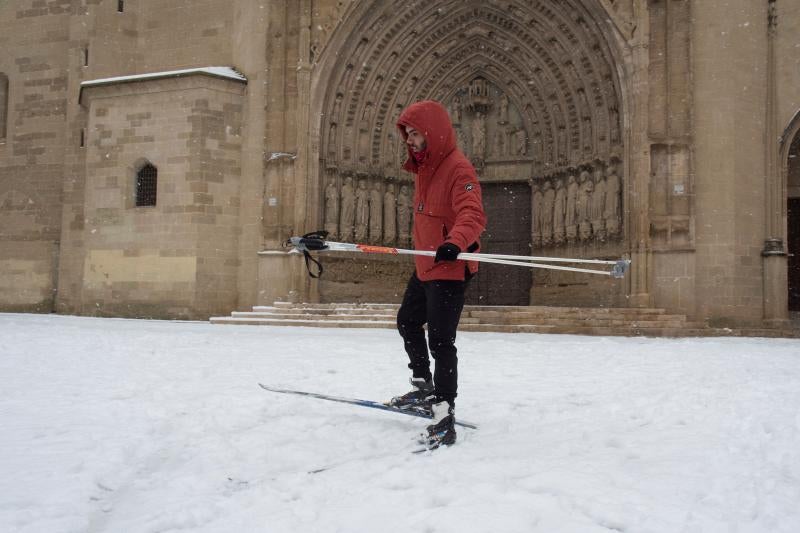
xmin=305 ymin=0 xmax=635 ymax=304
xmin=781 ymin=109 xmax=800 ymax=311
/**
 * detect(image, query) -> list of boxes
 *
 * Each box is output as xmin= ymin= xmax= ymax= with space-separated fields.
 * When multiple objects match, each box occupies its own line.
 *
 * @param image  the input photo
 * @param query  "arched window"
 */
xmin=135 ymin=163 xmax=157 ymax=207
xmin=0 ymin=73 xmax=8 ymax=140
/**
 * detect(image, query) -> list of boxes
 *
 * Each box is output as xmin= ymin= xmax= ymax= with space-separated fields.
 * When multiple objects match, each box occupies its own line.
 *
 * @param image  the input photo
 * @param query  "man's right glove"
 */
xmin=434 ymin=242 xmax=461 ymax=262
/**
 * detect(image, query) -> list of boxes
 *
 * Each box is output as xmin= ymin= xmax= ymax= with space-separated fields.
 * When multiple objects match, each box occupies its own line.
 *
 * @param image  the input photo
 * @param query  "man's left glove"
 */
xmin=434 ymin=242 xmax=461 ymax=262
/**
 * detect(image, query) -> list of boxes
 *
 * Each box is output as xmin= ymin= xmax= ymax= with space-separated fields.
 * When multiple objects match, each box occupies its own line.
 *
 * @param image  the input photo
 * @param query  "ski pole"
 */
xmin=278 ymin=232 xmax=631 ymax=279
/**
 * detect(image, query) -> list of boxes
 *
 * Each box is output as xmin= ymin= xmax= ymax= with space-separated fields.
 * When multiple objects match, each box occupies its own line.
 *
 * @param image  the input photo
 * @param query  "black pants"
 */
xmin=396 ymin=272 xmax=470 ymax=407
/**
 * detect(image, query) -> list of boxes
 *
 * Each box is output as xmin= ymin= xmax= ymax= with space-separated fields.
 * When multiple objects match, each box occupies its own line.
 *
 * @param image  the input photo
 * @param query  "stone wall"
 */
xmin=74 ymin=74 xmax=244 ymax=319
xmin=0 ymin=0 xmax=73 ymax=311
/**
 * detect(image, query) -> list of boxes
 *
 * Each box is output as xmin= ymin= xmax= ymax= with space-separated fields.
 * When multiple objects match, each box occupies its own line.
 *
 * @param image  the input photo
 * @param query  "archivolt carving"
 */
xmin=318 ymin=0 xmax=625 ymax=248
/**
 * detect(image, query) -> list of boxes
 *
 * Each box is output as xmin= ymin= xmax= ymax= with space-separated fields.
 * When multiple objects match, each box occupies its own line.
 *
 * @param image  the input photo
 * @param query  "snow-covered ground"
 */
xmin=1 ymin=313 xmax=799 ymax=533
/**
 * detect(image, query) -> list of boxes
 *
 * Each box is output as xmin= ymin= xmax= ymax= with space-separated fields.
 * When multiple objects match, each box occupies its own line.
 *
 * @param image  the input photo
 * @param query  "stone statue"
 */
xmin=397 ymin=184 xmax=412 ymax=245
xmin=354 ymin=178 xmax=369 ymax=242
xmin=456 ymin=126 xmax=469 ymax=155
xmin=557 ymin=127 xmax=567 ymax=163
xmin=471 ymin=112 xmax=486 ymax=159
xmin=591 ymin=165 xmax=607 ymax=241
xmin=577 ymin=170 xmax=594 ymax=241
xmin=324 ymin=177 xmax=339 ymax=238
xmin=383 ymin=183 xmax=397 ymax=244
xmin=331 ymin=93 xmax=343 ymax=123
xmin=610 ymin=106 xmax=620 ymax=145
xmin=565 ymin=173 xmax=578 ymax=243
xmin=532 ymin=182 xmax=543 ymax=248
xmin=541 ymin=180 xmax=555 ymax=246
xmin=339 ymin=176 xmax=355 ymax=241
xmin=492 ymin=124 xmax=506 ymax=158
xmin=369 ymin=180 xmax=383 ymax=244
xmin=499 ymin=94 xmax=509 ymax=123
xmin=514 ymin=128 xmax=527 ymax=156
xmin=327 ymin=123 xmax=337 ymax=159
xmin=450 ymin=95 xmax=463 ymax=124
xmin=605 ymin=160 xmax=621 ymax=236
xmin=553 ymin=178 xmax=566 ymax=245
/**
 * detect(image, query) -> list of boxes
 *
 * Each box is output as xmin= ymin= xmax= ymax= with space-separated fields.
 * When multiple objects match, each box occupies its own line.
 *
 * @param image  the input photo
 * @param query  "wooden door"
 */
xmin=789 ymin=198 xmax=800 ymax=311
xmin=466 ymin=182 xmax=532 ymax=306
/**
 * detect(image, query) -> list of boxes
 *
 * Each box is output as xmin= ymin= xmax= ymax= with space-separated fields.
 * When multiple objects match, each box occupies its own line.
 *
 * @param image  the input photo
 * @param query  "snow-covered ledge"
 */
xmin=81 ymin=66 xmax=247 ymax=88
xmin=79 ymin=67 xmax=247 ymax=104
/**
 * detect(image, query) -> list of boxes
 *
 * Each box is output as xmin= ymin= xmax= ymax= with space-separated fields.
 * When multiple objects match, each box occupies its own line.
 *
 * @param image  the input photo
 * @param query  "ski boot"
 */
xmin=419 ymin=400 xmax=456 ymax=450
xmin=386 ymin=377 xmax=435 ymax=415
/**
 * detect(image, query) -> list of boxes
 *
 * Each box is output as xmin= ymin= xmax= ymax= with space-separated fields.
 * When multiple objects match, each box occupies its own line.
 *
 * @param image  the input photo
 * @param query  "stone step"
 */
xmin=210 ymin=316 xmax=797 ymax=338
xmin=262 ymin=304 xmax=673 ymax=321
xmin=458 ymin=323 xmax=772 ymax=337
xmin=487 ymin=317 xmax=698 ymax=328
xmin=253 ymin=307 xmax=389 ymax=317
xmin=210 ymin=317 xmax=395 ymax=328
xmin=465 ymin=310 xmax=686 ymax=321
xmin=266 ymin=302 xmax=399 ymax=311
xmin=465 ymin=305 xmax=668 ymax=315
xmin=267 ymin=302 xmax=670 ymax=315
xmin=235 ymin=311 xmax=692 ymax=328
xmin=230 ymin=311 xmax=482 ymax=324
xmin=213 ymin=303 xmax=798 ymax=338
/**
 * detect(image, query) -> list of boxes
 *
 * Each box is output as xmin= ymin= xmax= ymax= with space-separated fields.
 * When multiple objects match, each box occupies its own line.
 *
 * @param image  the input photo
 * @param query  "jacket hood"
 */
xmin=397 ymin=100 xmax=457 ymax=174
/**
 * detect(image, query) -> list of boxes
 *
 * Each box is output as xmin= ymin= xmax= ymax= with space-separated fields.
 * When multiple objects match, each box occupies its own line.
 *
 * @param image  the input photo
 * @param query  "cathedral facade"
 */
xmin=1 ymin=0 xmax=799 ymax=328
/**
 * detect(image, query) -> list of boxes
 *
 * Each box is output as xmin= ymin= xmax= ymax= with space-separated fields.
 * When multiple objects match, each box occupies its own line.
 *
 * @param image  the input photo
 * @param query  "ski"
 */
xmin=258 ymin=384 xmax=478 ymax=430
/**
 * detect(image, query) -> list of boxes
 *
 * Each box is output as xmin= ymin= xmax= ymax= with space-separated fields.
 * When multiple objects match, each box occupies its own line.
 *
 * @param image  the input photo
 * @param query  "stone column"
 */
xmin=762 ymin=0 xmax=789 ymax=322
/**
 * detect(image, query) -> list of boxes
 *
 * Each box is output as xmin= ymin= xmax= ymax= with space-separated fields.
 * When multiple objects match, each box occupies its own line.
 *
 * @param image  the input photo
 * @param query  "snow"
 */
xmin=81 ymin=67 xmax=247 ymax=88
xmin=266 ymin=152 xmax=298 ymax=161
xmin=1 ymin=313 xmax=799 ymax=533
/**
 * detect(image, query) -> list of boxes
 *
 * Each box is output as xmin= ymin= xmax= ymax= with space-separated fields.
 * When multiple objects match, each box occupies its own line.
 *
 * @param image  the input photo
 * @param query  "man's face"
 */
xmin=405 ymin=126 xmax=427 ymax=153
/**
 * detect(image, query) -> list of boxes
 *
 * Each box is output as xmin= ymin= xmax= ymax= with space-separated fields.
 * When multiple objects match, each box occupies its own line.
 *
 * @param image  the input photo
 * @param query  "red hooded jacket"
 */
xmin=397 ymin=100 xmax=487 ymax=281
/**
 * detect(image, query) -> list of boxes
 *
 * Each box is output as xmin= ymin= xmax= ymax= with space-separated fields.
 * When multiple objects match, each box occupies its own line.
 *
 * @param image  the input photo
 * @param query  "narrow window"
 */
xmin=117 ymin=0 xmax=124 ymax=13
xmin=135 ymin=163 xmax=158 ymax=207
xmin=83 ymin=47 xmax=89 ymax=67
xmin=79 ymin=128 xmax=85 ymax=148
xmin=0 ymin=73 xmax=7 ymax=140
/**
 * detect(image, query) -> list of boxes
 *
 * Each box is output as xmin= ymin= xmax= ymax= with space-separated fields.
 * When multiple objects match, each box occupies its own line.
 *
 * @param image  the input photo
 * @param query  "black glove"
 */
xmin=434 ymin=242 xmax=461 ymax=262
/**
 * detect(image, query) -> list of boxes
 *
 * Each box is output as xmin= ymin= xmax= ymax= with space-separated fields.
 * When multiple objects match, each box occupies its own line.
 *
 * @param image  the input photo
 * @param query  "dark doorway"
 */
xmin=466 ymin=182 xmax=532 ymax=306
xmin=789 ymin=198 xmax=800 ymax=311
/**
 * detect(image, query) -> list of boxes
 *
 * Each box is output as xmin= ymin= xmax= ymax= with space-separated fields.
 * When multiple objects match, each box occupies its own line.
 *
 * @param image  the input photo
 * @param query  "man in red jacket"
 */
xmin=387 ymin=100 xmax=487 ymax=448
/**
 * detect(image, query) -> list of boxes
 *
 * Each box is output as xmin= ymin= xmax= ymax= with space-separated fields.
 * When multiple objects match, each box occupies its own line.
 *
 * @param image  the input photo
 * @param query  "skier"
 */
xmin=388 ymin=100 xmax=487 ymax=448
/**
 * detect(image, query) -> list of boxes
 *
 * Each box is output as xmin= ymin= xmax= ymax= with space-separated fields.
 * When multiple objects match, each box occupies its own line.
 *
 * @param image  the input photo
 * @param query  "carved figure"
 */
xmin=591 ymin=165 xmax=606 ymax=241
xmin=514 ymin=128 xmax=527 ymax=156
xmin=369 ymin=180 xmax=383 ymax=244
xmin=565 ymin=173 xmax=578 ymax=242
xmin=327 ymin=123 xmax=337 ymax=158
xmin=331 ymin=93 xmax=343 ymax=123
xmin=354 ymin=179 xmax=369 ymax=242
xmin=450 ymin=95 xmax=463 ymax=124
xmin=324 ymin=177 xmax=339 ymax=238
xmin=397 ymin=184 xmax=412 ymax=245
xmin=532 ymin=182 xmax=543 ymax=248
xmin=456 ymin=126 xmax=469 ymax=155
xmin=553 ymin=178 xmax=566 ymax=245
xmin=339 ymin=176 xmax=355 ymax=241
xmin=499 ymin=94 xmax=509 ymax=123
xmin=577 ymin=170 xmax=594 ymax=241
xmin=383 ymin=183 xmax=397 ymax=244
xmin=605 ymin=160 xmax=621 ymax=236
xmin=492 ymin=125 xmax=506 ymax=158
xmin=471 ymin=112 xmax=486 ymax=159
xmin=541 ymin=180 xmax=555 ymax=246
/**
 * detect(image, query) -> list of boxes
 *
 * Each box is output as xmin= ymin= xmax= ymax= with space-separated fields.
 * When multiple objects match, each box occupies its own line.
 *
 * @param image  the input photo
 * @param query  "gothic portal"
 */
xmin=312 ymin=0 xmax=629 ymax=306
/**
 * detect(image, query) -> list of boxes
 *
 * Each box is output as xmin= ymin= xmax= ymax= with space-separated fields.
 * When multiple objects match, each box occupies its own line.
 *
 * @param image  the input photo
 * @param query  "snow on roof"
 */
xmin=81 ymin=66 xmax=247 ymax=88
